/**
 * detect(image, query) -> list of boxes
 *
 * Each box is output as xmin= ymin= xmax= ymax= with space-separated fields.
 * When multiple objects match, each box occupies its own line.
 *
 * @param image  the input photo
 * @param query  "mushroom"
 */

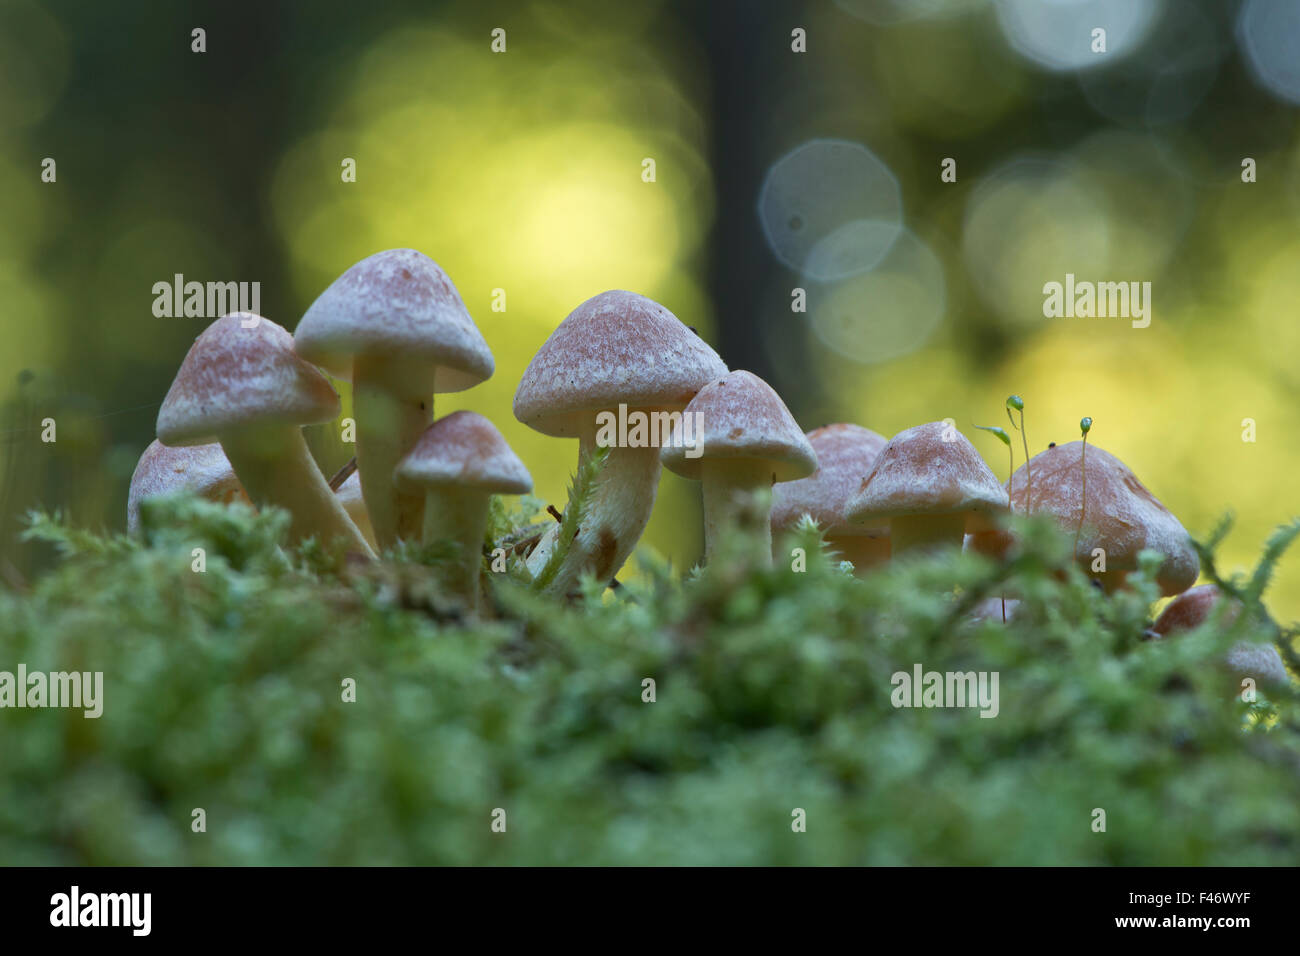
xmin=770 ymin=423 xmax=889 ymax=574
xmin=847 ymin=421 xmax=1009 ymax=556
xmin=1004 ymin=442 xmax=1197 ymax=596
xmin=513 ymin=290 xmax=727 ymax=594
xmin=1152 ymin=585 xmax=1290 ymax=688
xmin=156 ymin=313 xmax=374 ymax=556
xmin=294 ymin=249 xmax=494 ymax=549
xmin=394 ymin=411 xmax=532 ymax=611
xmin=660 ymin=371 xmax=816 ymax=566
xmin=335 ymin=471 xmax=377 ymax=551
xmin=127 ymin=440 xmax=249 ymax=534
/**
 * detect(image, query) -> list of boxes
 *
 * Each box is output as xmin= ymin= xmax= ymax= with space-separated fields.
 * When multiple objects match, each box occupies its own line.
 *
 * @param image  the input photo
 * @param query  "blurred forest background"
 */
xmin=1 ymin=0 xmax=1298 ymax=617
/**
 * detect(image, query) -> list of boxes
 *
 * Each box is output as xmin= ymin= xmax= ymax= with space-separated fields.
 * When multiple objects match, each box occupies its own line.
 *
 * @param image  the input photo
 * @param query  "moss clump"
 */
xmin=0 ymin=498 xmax=1297 ymax=865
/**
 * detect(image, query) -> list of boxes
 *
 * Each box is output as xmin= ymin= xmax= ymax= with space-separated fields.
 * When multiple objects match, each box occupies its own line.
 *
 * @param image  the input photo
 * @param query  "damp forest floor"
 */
xmin=1 ymin=495 xmax=1299 ymax=866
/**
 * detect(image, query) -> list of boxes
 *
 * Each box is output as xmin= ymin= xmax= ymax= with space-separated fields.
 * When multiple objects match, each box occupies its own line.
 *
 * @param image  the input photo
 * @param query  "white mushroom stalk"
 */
xmin=524 ymin=425 xmax=662 ymax=591
xmin=350 ymin=355 xmax=434 ymax=545
xmin=423 ymin=486 xmax=493 ymax=607
xmin=700 ymin=459 xmax=774 ymax=564
xmin=220 ymin=424 xmax=372 ymax=554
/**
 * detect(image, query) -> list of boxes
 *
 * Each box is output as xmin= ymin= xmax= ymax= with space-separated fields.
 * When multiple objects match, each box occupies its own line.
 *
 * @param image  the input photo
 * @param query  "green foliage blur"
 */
xmin=0 ymin=496 xmax=1297 ymax=865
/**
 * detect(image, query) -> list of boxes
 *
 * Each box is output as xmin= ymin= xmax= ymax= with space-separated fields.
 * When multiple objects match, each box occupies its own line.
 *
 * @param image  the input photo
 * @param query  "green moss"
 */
xmin=1 ymin=499 xmax=1298 ymax=864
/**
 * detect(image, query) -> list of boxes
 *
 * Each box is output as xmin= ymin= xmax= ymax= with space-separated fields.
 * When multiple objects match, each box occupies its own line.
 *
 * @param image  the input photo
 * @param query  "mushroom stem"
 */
xmin=700 ymin=459 xmax=774 ymax=566
xmin=422 ymin=487 xmax=490 ymax=613
xmin=352 ymin=356 xmax=433 ymax=550
xmin=220 ymin=425 xmax=375 ymax=556
xmin=889 ymin=513 xmax=966 ymax=556
xmin=825 ymin=533 xmax=890 ymax=574
xmin=526 ymin=424 xmax=661 ymax=593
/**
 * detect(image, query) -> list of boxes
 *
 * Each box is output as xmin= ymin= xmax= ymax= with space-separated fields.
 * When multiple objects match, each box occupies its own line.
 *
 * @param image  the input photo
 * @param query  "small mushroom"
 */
xmin=335 ymin=471 xmax=377 ymax=550
xmin=394 ymin=411 xmax=532 ymax=611
xmin=1005 ymin=442 xmax=1197 ymax=596
xmin=660 ymin=371 xmax=816 ymax=566
xmin=156 ymin=313 xmax=374 ymax=556
xmin=771 ymin=423 xmax=889 ymax=574
xmin=847 ymin=421 xmax=1009 ymax=556
xmin=294 ymin=249 xmax=494 ymax=549
xmin=514 ymin=290 xmax=727 ymax=594
xmin=1153 ymin=585 xmax=1290 ymax=688
xmin=127 ymin=440 xmax=249 ymax=533
xmin=1151 ymin=585 xmax=1234 ymax=636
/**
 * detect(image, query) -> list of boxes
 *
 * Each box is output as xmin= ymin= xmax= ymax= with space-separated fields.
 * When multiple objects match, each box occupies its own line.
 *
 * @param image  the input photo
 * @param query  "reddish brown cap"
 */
xmin=771 ymin=423 xmax=888 ymax=535
xmin=394 ymin=410 xmax=532 ymax=495
xmin=1152 ymin=585 xmax=1232 ymax=636
xmin=1007 ymin=441 xmax=1197 ymax=596
xmin=127 ymin=440 xmax=247 ymax=533
xmin=659 ymin=371 xmax=816 ymax=482
xmin=1152 ymin=585 xmax=1289 ymax=686
xmin=157 ymin=313 xmax=340 ymax=446
xmin=294 ymin=249 xmax=493 ymax=395
xmin=847 ymin=421 xmax=1009 ymax=531
xmin=514 ymin=291 xmax=727 ymax=438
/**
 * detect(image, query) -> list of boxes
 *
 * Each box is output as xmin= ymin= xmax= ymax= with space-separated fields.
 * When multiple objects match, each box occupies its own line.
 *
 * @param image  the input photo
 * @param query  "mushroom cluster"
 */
xmin=140 ymin=249 xmax=519 ymax=598
xmin=135 ymin=256 xmax=1266 ymax=686
xmin=134 ymin=262 xmax=792 ymax=604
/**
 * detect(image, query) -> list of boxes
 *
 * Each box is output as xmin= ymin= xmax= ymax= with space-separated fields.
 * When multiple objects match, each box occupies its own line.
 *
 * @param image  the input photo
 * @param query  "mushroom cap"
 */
xmin=513 ymin=290 xmax=728 ymax=438
xmin=157 ymin=313 xmax=340 ymax=447
xmin=1007 ymin=441 xmax=1197 ymax=596
xmin=127 ymin=440 xmax=247 ymax=533
xmin=294 ymin=249 xmax=494 ymax=396
xmin=1225 ymin=642 xmax=1290 ymax=687
xmin=659 ymin=370 xmax=817 ymax=482
xmin=846 ymin=421 xmax=1009 ymax=532
xmin=771 ymin=423 xmax=888 ymax=536
xmin=394 ymin=410 xmax=533 ymax=496
xmin=1152 ymin=585 xmax=1289 ymax=686
xmin=1152 ymin=585 xmax=1230 ymax=636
